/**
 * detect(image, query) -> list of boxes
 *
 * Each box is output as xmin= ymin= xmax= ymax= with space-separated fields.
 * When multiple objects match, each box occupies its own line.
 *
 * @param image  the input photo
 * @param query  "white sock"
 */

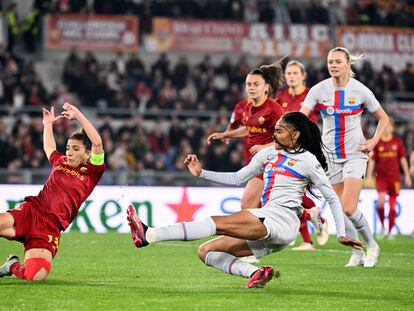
xmin=349 ymin=209 xmax=378 ymax=249
xmin=152 ymin=217 xmax=216 ymax=242
xmin=344 ymin=214 xmax=364 ymax=255
xmin=205 ymin=251 xmax=258 ymax=278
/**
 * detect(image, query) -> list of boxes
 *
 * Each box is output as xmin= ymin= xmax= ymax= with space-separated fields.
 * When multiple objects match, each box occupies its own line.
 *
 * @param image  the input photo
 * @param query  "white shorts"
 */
xmin=246 ymin=205 xmax=300 ymax=259
xmin=327 ymin=157 xmax=367 ymax=184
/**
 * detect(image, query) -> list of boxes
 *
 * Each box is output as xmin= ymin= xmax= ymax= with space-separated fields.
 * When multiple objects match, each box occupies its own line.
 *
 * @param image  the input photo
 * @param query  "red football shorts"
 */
xmin=301 ymin=193 xmax=316 ymax=209
xmin=376 ymin=178 xmax=400 ymax=196
xmin=8 ymin=201 xmax=61 ymax=257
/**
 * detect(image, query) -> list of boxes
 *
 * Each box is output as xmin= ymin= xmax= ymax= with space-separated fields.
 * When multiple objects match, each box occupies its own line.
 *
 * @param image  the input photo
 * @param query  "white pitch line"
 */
xmin=153 ymin=242 xmax=414 ymax=257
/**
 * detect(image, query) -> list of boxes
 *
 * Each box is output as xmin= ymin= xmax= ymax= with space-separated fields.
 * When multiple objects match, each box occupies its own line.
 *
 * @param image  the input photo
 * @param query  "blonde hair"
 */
xmin=286 ymin=60 xmax=306 ymax=75
xmin=329 ymin=47 xmax=364 ymax=77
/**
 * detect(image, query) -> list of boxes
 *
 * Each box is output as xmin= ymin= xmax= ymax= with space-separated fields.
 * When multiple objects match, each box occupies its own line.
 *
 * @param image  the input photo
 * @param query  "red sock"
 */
xmin=301 ymin=210 xmax=311 ymax=222
xmin=10 ymin=258 xmax=51 ymax=280
xmin=388 ymin=195 xmax=397 ymax=234
xmin=377 ymin=204 xmax=385 ymax=228
xmin=299 ymin=217 xmax=312 ymax=244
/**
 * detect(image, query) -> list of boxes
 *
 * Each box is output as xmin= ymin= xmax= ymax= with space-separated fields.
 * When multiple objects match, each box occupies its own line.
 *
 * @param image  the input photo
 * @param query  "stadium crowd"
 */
xmin=5 ymin=0 xmax=414 ymax=26
xmin=1 ymin=48 xmax=414 ymax=175
xmin=3 ymin=0 xmax=414 ymax=53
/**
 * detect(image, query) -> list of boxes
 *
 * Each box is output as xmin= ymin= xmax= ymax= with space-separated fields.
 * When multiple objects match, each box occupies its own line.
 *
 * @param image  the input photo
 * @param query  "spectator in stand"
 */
xmin=402 ymin=63 xmax=414 ymax=92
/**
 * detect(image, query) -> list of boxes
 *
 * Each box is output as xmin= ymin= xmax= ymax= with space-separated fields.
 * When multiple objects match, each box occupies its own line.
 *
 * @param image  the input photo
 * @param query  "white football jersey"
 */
xmin=200 ymin=146 xmax=346 ymax=237
xmin=303 ymin=78 xmax=381 ymax=161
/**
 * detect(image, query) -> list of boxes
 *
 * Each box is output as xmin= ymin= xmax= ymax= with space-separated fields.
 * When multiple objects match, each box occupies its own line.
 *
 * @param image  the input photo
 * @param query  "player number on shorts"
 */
xmin=47 ymin=234 xmax=60 ymax=251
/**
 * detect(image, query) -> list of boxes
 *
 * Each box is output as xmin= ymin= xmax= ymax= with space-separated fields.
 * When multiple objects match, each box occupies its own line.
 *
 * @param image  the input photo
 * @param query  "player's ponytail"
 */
xmin=250 ymin=57 xmax=286 ymax=97
xmin=69 ymin=128 xmax=92 ymax=151
xmin=281 ymin=112 xmax=327 ymax=171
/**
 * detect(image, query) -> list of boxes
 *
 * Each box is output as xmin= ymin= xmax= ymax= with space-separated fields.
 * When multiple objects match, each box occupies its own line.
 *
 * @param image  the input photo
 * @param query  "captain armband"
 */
xmin=90 ymin=153 xmax=105 ymax=165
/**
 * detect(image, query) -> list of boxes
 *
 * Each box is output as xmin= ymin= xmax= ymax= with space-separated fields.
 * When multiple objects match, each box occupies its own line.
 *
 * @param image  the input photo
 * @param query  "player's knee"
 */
xmin=24 ymin=258 xmax=51 ymax=281
xmin=31 ymin=269 xmax=49 ymax=281
xmin=343 ymin=206 xmax=356 ymax=216
xmin=377 ymin=198 xmax=386 ymax=206
xmin=197 ymin=244 xmax=211 ymax=262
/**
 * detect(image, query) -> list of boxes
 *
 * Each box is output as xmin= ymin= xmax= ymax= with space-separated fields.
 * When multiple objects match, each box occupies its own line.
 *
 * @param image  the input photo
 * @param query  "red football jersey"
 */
xmin=25 ymin=151 xmax=106 ymax=230
xmin=229 ymin=99 xmax=250 ymax=130
xmin=229 ymin=99 xmax=251 ymax=165
xmin=244 ymin=97 xmax=284 ymax=161
xmin=371 ymin=135 xmax=406 ymax=180
xmin=277 ymin=87 xmax=318 ymax=122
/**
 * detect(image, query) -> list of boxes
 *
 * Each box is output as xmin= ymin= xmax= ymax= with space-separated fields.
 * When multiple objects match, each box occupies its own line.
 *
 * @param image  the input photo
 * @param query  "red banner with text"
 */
xmin=336 ymin=26 xmax=414 ymax=71
xmin=145 ymin=18 xmax=248 ymax=53
xmin=145 ymin=18 xmax=332 ymax=58
xmin=242 ymin=23 xmax=332 ymax=58
xmin=46 ymin=14 xmax=139 ymax=52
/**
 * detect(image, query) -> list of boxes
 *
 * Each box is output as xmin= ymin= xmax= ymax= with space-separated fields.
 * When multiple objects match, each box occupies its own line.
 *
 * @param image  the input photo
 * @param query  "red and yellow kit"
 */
xmin=229 ymin=99 xmax=251 ymax=165
xmin=244 ymin=97 xmax=284 ymax=163
xmin=371 ymin=135 xmax=406 ymax=195
xmin=10 ymin=150 xmax=106 ymax=256
xmin=277 ymin=87 xmax=318 ymax=122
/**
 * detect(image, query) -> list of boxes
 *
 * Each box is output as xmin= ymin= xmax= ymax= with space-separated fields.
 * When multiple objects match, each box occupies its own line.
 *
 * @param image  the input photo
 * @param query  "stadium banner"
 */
xmin=0 ymin=185 xmax=413 ymax=235
xmin=336 ymin=26 xmax=414 ymax=71
xmin=144 ymin=18 xmax=331 ymax=58
xmin=144 ymin=17 xmax=248 ymax=53
xmin=45 ymin=14 xmax=139 ymax=52
xmin=241 ymin=23 xmax=332 ymax=58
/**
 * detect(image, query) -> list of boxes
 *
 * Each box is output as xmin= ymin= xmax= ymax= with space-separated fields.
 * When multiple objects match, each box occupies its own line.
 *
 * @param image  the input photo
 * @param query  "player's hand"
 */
xmin=365 ymin=177 xmax=375 ymax=188
xmin=184 ymin=154 xmax=202 ymax=176
xmin=42 ymin=107 xmax=62 ymax=126
xmin=405 ymin=174 xmax=412 ymax=188
xmin=359 ymin=138 xmax=378 ymax=154
xmin=207 ymin=132 xmax=225 ymax=144
xmin=61 ymin=102 xmax=81 ymax=120
xmin=338 ymin=236 xmax=364 ymax=250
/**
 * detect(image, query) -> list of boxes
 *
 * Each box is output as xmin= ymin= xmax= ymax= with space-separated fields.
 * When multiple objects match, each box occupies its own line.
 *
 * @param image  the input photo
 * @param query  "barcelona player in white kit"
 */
xmin=301 ymin=47 xmax=389 ymax=267
xmin=126 ymin=112 xmax=363 ymax=288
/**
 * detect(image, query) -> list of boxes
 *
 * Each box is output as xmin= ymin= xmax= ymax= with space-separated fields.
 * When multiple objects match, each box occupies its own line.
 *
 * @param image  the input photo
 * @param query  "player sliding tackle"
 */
xmin=127 ymin=112 xmax=363 ymax=288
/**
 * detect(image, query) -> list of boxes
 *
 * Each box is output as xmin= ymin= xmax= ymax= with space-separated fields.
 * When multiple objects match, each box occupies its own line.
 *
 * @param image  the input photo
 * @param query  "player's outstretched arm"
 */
xmin=184 ymin=154 xmax=202 ymax=177
xmin=42 ymin=106 xmax=61 ymax=160
xmin=207 ymin=127 xmax=249 ymax=144
xmin=61 ymin=103 xmax=104 ymax=154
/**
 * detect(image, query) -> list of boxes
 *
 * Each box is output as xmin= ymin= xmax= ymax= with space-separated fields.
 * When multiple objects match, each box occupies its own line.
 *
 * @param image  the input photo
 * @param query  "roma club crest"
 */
xmin=258 ymin=116 xmax=265 ymax=124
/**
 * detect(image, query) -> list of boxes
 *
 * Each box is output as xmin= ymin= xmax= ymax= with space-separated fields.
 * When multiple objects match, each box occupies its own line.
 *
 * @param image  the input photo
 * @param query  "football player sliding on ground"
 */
xmin=127 ymin=112 xmax=363 ymax=288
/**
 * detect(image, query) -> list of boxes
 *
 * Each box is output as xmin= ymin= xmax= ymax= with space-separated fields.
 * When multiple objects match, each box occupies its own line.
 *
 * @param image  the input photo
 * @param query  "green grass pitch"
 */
xmin=1 ymin=233 xmax=413 ymax=311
